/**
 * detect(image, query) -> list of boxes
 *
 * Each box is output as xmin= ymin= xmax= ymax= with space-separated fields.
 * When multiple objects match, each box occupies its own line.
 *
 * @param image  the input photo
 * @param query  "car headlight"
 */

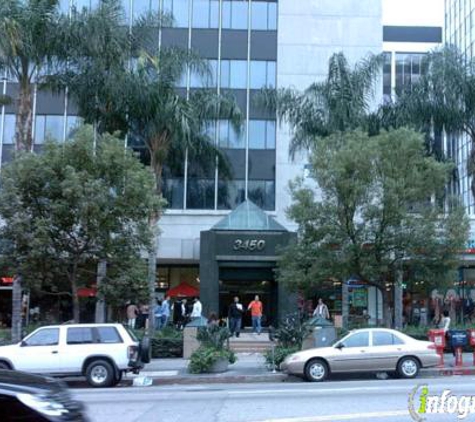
xmin=17 ymin=393 xmax=68 ymax=418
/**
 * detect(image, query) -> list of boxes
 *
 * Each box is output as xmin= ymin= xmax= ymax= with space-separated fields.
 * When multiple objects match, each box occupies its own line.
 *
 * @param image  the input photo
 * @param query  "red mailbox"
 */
xmin=428 ymin=329 xmax=446 ymax=367
xmin=468 ymin=329 xmax=475 ymax=365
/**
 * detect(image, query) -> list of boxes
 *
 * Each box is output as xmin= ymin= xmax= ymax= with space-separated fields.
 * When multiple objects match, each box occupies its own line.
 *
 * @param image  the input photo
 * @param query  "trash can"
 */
xmin=183 ymin=316 xmax=208 ymax=358
xmin=302 ymin=316 xmax=337 ymax=350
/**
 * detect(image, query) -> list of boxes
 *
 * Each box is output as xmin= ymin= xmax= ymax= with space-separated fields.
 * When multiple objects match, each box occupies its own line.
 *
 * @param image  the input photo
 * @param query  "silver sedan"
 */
xmin=280 ymin=328 xmax=439 ymax=381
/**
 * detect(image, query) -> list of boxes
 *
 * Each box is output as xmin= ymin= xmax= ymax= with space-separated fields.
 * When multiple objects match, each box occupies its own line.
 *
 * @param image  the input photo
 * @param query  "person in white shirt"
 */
xmin=313 ymin=298 xmax=330 ymax=320
xmin=191 ymin=297 xmax=202 ymax=319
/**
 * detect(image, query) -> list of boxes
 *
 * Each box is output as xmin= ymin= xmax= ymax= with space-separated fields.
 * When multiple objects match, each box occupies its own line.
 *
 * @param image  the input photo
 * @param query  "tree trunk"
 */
xmin=11 ymin=276 xmax=23 ymax=343
xmin=70 ymin=265 xmax=80 ymax=323
xmin=393 ymin=265 xmax=403 ymax=330
xmin=95 ymin=259 xmax=107 ymax=323
xmin=342 ymin=281 xmax=349 ymax=329
xmin=15 ymin=82 xmax=34 ymax=152
xmin=382 ymin=288 xmax=392 ymax=328
xmin=147 ymin=213 xmax=159 ymax=337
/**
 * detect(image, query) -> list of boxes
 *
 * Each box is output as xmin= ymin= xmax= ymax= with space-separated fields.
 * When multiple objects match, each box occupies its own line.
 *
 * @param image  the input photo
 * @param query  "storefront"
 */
xmin=199 ymin=201 xmax=296 ymax=326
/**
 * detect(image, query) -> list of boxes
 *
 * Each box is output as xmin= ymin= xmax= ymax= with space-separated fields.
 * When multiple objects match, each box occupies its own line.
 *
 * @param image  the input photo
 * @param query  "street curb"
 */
xmin=421 ymin=367 xmax=475 ymax=377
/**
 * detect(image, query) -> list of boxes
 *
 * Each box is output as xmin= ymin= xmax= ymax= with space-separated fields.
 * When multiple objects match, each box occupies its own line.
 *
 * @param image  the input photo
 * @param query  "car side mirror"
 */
xmin=20 ymin=340 xmax=26 ymax=347
xmin=335 ymin=342 xmax=345 ymax=349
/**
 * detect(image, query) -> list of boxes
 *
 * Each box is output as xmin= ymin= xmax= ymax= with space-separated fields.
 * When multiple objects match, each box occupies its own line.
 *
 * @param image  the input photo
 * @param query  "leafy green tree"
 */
xmin=0 ymin=126 xmax=160 ymax=322
xmin=260 ymin=52 xmax=383 ymax=157
xmin=278 ymin=128 xmax=468 ymax=327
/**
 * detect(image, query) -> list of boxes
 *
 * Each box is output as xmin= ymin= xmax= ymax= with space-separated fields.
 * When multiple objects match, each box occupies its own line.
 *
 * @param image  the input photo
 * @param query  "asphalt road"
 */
xmin=73 ymin=376 xmax=475 ymax=422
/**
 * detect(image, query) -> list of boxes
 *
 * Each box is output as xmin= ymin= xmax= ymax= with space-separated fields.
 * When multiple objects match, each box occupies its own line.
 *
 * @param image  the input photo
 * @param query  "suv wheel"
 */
xmin=139 ymin=337 xmax=151 ymax=364
xmin=397 ymin=357 xmax=420 ymax=379
xmin=86 ymin=360 xmax=115 ymax=388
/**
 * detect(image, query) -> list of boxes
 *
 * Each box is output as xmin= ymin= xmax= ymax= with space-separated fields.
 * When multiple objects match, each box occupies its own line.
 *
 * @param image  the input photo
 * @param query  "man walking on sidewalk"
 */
xmin=228 ymin=296 xmax=244 ymax=337
xmin=248 ymin=295 xmax=263 ymax=334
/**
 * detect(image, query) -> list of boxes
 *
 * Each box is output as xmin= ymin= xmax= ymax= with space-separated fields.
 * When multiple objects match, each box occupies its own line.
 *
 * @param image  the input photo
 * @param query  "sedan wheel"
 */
xmin=305 ymin=359 xmax=328 ymax=382
xmin=397 ymin=357 xmax=419 ymax=379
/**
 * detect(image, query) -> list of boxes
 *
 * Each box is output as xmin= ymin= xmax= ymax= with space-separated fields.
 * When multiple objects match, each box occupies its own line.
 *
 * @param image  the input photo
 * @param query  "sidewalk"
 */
xmin=125 ymin=353 xmax=286 ymax=385
xmin=123 ymin=352 xmax=475 ymax=386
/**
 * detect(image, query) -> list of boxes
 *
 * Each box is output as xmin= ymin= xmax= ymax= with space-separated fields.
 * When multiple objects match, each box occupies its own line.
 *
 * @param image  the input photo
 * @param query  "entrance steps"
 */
xmin=228 ymin=332 xmax=273 ymax=353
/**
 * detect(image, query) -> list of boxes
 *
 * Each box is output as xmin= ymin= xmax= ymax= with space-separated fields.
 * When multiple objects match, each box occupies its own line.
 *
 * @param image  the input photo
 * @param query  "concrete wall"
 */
xmin=275 ymin=0 xmax=383 ymax=229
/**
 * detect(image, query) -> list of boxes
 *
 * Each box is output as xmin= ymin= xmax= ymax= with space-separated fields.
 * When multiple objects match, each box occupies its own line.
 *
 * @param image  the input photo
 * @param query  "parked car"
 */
xmin=0 ymin=323 xmax=150 ymax=388
xmin=280 ymin=328 xmax=439 ymax=381
xmin=0 ymin=369 xmax=87 ymax=421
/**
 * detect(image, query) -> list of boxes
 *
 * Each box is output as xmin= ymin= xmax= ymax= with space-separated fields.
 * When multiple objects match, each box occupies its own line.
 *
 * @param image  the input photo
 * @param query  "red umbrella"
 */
xmin=166 ymin=282 xmax=199 ymax=298
xmin=77 ymin=286 xmax=97 ymax=298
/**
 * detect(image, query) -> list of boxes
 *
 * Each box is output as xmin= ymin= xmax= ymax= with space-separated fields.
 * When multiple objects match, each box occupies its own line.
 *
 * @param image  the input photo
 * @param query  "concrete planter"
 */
xmin=209 ymin=358 xmax=229 ymax=373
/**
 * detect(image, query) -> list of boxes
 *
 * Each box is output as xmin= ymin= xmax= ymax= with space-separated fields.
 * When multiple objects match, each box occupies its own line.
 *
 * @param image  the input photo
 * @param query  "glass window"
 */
xmin=268 ymin=2 xmax=277 ymax=30
xmin=266 ymin=120 xmax=276 ymax=149
xmin=163 ymin=178 xmax=184 ymax=209
xmin=250 ymin=61 xmax=267 ymax=89
xmin=218 ymin=179 xmax=245 ymax=209
xmin=341 ymin=332 xmax=369 ymax=348
xmin=267 ymin=61 xmax=276 ymax=87
xmin=248 ymin=180 xmax=275 ymax=211
xmin=2 ymin=114 xmax=15 ymax=145
xmin=187 ymin=179 xmax=215 ymax=209
xmin=173 ymin=0 xmax=189 ymax=27
xmin=220 ymin=60 xmax=230 ymax=88
xmin=251 ymin=2 xmax=268 ymax=30
xmin=230 ymin=60 xmax=247 ymax=89
xmin=228 ymin=123 xmax=245 ymax=148
xmin=134 ymin=0 xmax=151 ymax=20
xmin=35 ymin=115 xmax=46 ymax=144
xmin=97 ymin=327 xmax=122 ymax=343
xmin=45 ymin=115 xmax=64 ymax=142
xmin=193 ymin=0 xmax=209 ymax=28
xmin=222 ymin=1 xmax=231 ymax=29
xmin=209 ymin=0 xmax=219 ymax=28
xmin=24 ymin=328 xmax=59 ymax=346
xmin=66 ymin=116 xmax=81 ymax=140
xmin=218 ymin=120 xmax=229 ymax=147
xmin=67 ymin=327 xmax=94 ymax=344
xmin=372 ymin=331 xmax=405 ymax=346
xmin=231 ymin=1 xmax=248 ymax=30
xmin=59 ymin=0 xmax=70 ymax=14
xmin=249 ymin=120 xmax=266 ymax=149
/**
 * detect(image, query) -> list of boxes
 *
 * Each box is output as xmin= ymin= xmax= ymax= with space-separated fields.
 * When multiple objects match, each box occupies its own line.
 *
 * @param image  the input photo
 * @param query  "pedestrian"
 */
xmin=154 ymin=299 xmax=163 ymax=330
xmin=161 ymin=296 xmax=171 ymax=328
xmin=190 ymin=297 xmax=202 ymax=319
xmin=439 ymin=310 xmax=451 ymax=333
xmin=313 ymin=298 xmax=330 ymax=320
xmin=228 ymin=296 xmax=244 ymax=337
xmin=207 ymin=312 xmax=219 ymax=327
xmin=181 ymin=298 xmax=190 ymax=326
xmin=126 ymin=302 xmax=139 ymax=329
xmin=248 ymin=295 xmax=263 ymax=334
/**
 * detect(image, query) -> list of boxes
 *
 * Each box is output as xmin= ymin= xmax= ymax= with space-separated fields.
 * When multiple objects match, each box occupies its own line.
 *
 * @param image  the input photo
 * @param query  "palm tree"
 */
xmin=0 ymin=0 xmax=66 ymax=342
xmin=386 ymin=46 xmax=475 ymax=195
xmin=260 ymin=52 xmax=383 ymax=157
xmin=126 ymin=52 xmax=242 ymax=334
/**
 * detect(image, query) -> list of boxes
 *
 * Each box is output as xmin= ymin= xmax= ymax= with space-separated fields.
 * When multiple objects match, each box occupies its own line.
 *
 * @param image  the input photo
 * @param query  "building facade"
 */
xmin=0 ymin=0 xmax=384 ymax=323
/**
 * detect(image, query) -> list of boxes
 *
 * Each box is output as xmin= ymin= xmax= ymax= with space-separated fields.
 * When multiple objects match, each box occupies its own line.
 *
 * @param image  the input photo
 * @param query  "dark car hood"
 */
xmin=0 ymin=369 xmax=63 ymax=395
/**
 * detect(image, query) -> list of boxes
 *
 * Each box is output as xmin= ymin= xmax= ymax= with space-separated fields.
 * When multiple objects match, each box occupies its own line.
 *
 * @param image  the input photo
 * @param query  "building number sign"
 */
xmin=233 ymin=239 xmax=266 ymax=252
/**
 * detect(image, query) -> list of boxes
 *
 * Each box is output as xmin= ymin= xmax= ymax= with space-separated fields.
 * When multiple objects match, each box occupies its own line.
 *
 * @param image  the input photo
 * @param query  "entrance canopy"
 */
xmin=212 ymin=200 xmax=287 ymax=231
xmin=167 ymin=282 xmax=199 ymax=298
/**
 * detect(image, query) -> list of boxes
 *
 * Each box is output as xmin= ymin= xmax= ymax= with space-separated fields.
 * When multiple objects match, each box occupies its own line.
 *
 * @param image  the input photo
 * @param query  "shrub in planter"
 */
xmin=188 ymin=346 xmax=236 ymax=374
xmin=188 ymin=325 xmax=237 ymax=374
xmin=151 ymin=338 xmax=183 ymax=358
xmin=264 ymin=345 xmax=300 ymax=370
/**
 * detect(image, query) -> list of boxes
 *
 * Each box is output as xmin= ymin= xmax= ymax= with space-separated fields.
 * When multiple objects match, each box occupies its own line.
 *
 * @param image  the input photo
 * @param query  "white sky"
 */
xmin=383 ymin=0 xmax=445 ymax=27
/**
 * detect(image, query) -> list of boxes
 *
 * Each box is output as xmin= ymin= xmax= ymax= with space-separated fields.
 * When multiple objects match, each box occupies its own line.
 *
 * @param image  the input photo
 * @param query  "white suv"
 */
xmin=0 ymin=323 xmax=149 ymax=387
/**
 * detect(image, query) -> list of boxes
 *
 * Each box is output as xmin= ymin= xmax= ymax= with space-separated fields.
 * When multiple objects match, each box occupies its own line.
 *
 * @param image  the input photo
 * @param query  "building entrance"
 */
xmin=219 ymin=268 xmax=277 ymax=327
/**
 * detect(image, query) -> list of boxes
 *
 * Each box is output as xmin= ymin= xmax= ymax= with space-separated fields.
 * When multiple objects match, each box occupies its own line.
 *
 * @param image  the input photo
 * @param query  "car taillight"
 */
xmin=128 ymin=345 xmax=138 ymax=360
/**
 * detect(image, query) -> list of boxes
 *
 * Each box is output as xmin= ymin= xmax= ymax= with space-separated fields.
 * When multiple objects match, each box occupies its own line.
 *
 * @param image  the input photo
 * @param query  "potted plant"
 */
xmin=188 ymin=325 xmax=237 ymax=374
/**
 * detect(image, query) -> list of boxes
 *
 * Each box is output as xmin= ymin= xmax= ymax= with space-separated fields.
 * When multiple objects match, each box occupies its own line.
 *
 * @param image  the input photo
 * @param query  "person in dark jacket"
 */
xmin=228 ymin=296 xmax=244 ymax=337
